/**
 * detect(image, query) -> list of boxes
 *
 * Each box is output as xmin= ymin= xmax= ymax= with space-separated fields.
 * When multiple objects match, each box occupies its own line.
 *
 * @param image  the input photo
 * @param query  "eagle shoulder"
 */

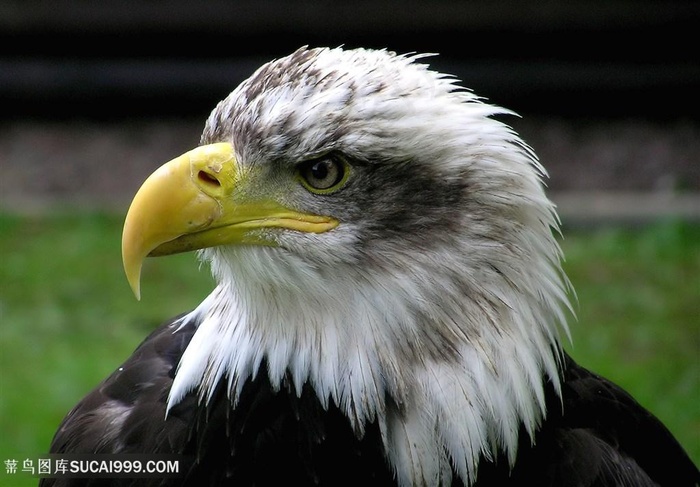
xmin=476 ymin=354 xmax=699 ymax=486
xmin=46 ymin=315 xmax=195 ymax=456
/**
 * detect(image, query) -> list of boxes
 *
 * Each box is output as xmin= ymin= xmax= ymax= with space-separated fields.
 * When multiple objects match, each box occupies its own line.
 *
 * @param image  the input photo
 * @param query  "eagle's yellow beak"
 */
xmin=122 ymin=143 xmax=338 ymax=299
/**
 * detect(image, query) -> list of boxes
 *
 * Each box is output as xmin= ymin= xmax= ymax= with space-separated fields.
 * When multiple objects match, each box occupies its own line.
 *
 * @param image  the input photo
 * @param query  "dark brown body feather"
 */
xmin=42 ymin=314 xmax=699 ymax=487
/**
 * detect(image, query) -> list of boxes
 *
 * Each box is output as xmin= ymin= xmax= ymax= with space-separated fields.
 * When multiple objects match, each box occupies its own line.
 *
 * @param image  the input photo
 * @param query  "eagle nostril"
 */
xmin=198 ymin=170 xmax=221 ymax=187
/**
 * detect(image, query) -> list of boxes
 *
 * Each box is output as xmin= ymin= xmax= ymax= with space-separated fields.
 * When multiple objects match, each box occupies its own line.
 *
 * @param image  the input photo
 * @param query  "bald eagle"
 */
xmin=43 ymin=47 xmax=697 ymax=486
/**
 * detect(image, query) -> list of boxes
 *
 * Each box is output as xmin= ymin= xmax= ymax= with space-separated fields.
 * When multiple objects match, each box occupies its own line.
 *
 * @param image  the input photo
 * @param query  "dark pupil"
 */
xmin=311 ymin=161 xmax=330 ymax=181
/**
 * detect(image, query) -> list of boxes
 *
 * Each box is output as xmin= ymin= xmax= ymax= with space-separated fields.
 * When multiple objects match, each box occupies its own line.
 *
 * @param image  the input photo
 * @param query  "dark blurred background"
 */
xmin=3 ymin=0 xmax=700 ymax=119
xmin=1 ymin=0 xmax=699 ymax=214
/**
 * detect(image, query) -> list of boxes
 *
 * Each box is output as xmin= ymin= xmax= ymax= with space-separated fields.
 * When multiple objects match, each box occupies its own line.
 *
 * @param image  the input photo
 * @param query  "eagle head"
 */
xmin=121 ymin=46 xmax=571 ymax=485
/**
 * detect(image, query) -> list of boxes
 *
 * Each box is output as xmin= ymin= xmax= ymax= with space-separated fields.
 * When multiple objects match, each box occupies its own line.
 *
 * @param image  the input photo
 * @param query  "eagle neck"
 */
xmin=167 ymin=244 xmax=569 ymax=486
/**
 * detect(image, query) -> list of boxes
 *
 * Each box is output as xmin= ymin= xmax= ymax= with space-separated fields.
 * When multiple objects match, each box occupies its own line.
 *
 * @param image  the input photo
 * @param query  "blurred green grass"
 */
xmin=0 ymin=213 xmax=698 ymax=486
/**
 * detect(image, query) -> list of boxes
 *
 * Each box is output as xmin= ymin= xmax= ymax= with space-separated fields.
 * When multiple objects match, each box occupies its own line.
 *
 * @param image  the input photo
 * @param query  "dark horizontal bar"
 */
xmin=2 ymin=57 xmax=698 ymax=118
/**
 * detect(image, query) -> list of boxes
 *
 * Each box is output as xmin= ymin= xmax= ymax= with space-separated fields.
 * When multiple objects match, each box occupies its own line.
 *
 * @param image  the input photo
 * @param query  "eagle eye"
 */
xmin=296 ymin=155 xmax=349 ymax=194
